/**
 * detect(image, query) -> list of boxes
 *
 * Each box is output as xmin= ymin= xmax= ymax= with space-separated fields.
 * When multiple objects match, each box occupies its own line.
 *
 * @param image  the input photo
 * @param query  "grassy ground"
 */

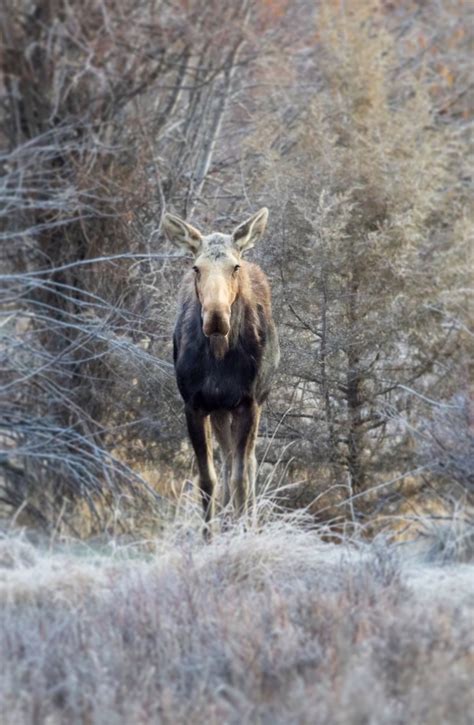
xmin=0 ymin=514 xmax=473 ymax=725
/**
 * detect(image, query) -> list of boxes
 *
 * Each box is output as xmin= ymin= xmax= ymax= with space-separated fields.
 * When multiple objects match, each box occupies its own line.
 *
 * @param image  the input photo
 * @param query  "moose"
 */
xmin=163 ymin=208 xmax=279 ymax=531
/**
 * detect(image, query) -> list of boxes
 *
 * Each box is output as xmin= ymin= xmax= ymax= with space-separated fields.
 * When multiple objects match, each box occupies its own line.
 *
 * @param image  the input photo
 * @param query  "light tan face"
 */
xmin=162 ymin=207 xmax=269 ymax=342
xmin=192 ymin=236 xmax=241 ymax=337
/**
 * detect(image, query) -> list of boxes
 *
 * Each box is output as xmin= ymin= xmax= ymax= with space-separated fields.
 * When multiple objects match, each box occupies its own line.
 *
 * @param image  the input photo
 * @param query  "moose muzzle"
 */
xmin=202 ymin=307 xmax=231 ymax=337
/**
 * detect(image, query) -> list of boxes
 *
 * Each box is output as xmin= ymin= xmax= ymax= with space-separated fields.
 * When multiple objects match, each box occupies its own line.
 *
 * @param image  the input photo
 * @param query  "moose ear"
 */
xmin=232 ymin=207 xmax=269 ymax=253
xmin=162 ymin=212 xmax=202 ymax=255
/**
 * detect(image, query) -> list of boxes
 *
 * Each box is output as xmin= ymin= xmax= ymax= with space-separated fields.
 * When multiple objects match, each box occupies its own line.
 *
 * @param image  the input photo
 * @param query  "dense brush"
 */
xmin=0 ymin=517 xmax=472 ymax=724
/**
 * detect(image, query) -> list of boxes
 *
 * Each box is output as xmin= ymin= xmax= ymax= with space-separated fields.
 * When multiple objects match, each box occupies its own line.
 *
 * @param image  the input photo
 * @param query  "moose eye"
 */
xmin=192 ymin=266 xmax=200 ymax=274
xmin=233 ymin=264 xmax=240 ymax=273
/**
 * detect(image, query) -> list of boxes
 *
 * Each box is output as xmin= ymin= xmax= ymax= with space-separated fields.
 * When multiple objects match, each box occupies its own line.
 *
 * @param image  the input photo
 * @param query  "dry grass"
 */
xmin=0 ymin=514 xmax=473 ymax=725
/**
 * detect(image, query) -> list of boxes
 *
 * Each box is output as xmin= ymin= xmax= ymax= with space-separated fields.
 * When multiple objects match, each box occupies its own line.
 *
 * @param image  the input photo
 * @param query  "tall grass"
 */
xmin=0 ymin=516 xmax=472 ymax=724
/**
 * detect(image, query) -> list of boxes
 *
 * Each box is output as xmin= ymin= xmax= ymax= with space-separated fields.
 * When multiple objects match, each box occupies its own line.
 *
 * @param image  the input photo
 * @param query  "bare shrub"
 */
xmin=0 ymin=522 xmax=472 ymax=724
xmin=0 ymin=0 xmax=265 ymax=527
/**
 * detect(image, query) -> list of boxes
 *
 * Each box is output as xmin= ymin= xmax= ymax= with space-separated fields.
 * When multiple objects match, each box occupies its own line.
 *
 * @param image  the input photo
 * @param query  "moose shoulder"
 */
xmin=164 ymin=208 xmax=279 ymax=532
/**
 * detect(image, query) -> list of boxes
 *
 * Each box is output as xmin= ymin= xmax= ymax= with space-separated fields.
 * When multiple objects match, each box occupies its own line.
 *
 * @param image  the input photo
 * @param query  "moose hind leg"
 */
xmin=210 ymin=410 xmax=233 ymax=510
xmin=231 ymin=401 xmax=260 ymax=517
xmin=185 ymin=407 xmax=217 ymax=532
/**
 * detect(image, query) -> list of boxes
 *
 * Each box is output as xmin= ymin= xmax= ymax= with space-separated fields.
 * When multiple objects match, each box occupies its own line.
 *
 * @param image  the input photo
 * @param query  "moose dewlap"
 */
xmin=163 ymin=208 xmax=280 ymax=531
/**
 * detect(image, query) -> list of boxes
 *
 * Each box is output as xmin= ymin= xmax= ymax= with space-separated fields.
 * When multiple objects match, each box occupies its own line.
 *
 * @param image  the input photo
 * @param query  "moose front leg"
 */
xmin=185 ymin=407 xmax=217 ymax=534
xmin=231 ymin=400 xmax=261 ymax=517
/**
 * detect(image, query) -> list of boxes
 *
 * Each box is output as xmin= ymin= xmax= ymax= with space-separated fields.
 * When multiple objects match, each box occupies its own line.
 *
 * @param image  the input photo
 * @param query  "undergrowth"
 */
xmin=0 ymin=513 xmax=472 ymax=725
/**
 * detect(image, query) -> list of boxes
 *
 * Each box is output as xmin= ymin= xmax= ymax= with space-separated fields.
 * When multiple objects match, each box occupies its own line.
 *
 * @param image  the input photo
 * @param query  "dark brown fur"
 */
xmin=165 ymin=208 xmax=279 ymax=532
xmin=174 ymin=261 xmax=279 ymax=527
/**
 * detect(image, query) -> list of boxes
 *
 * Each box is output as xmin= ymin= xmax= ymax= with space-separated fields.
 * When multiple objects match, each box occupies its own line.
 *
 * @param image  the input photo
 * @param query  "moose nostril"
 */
xmin=219 ymin=318 xmax=230 ymax=336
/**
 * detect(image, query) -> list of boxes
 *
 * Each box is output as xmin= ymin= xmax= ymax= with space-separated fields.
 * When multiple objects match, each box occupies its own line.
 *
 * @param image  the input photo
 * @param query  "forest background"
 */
xmin=1 ymin=0 xmax=472 ymax=536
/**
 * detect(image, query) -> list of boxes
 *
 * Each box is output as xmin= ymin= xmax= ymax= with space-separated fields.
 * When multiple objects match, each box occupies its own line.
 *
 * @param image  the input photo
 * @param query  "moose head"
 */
xmin=163 ymin=208 xmax=268 ymax=341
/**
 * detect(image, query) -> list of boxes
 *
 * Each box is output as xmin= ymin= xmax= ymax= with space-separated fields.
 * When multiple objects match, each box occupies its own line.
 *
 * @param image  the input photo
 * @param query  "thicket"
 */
xmin=0 ymin=0 xmax=472 ymax=532
xmin=1 ymin=522 xmax=473 ymax=724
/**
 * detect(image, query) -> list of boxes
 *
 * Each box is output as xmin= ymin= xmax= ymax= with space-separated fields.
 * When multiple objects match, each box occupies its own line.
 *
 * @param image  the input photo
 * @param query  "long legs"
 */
xmin=185 ymin=407 xmax=217 ymax=531
xmin=187 ymin=402 xmax=261 ymax=531
xmin=230 ymin=401 xmax=261 ymax=516
xmin=210 ymin=410 xmax=233 ymax=508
